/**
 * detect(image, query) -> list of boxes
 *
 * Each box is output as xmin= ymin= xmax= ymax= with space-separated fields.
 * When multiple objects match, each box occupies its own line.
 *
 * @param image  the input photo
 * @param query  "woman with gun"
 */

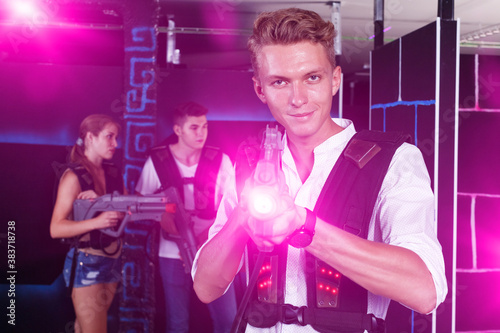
xmin=50 ymin=114 xmax=125 ymax=333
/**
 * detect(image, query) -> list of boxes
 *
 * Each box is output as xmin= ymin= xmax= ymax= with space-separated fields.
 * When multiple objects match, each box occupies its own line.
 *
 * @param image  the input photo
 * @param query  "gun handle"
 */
xmin=100 ymin=213 xmax=130 ymax=238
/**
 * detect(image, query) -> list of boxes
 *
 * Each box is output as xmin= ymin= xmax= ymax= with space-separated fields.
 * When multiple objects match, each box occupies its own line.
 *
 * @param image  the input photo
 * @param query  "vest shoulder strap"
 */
xmin=314 ymin=130 xmax=410 ymax=237
xmin=67 ymin=162 xmax=123 ymax=194
xmin=194 ymin=146 xmax=223 ymax=218
xmin=150 ymin=145 xmax=183 ymax=194
xmin=68 ymin=164 xmax=93 ymax=192
xmin=102 ymin=161 xmax=123 ymax=194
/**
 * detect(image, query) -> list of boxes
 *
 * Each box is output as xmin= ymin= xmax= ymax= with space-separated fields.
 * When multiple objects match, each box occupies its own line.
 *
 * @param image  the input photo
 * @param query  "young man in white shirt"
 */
xmin=136 ymin=102 xmax=237 ymax=333
xmin=193 ymin=8 xmax=447 ymax=333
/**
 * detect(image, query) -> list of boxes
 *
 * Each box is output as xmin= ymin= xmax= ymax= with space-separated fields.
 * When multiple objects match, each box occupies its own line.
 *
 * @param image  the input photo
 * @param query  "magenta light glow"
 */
xmin=369 ymin=26 xmax=392 ymax=40
xmin=10 ymin=1 xmax=38 ymax=19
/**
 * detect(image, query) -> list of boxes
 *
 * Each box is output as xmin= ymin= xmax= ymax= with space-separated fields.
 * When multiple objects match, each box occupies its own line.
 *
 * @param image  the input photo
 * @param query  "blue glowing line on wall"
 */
xmin=124 ymin=164 xmax=143 ymax=193
xmin=371 ymin=100 xmax=435 ymax=145
xmin=125 ymin=27 xmax=157 ymax=52
xmin=126 ymin=57 xmax=157 ymax=113
xmin=371 ymin=100 xmax=436 ymax=109
xmin=125 ymin=122 xmax=155 ymax=161
xmin=117 ymin=315 xmax=150 ymax=331
xmin=123 ymin=261 xmax=141 ymax=288
xmin=414 ymin=105 xmax=418 ymax=146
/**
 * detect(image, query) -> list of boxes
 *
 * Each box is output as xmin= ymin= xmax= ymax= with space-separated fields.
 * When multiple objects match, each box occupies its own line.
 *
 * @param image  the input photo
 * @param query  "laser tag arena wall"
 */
xmin=371 ymin=19 xmax=500 ymax=333
xmin=0 ymin=11 xmax=500 ymax=333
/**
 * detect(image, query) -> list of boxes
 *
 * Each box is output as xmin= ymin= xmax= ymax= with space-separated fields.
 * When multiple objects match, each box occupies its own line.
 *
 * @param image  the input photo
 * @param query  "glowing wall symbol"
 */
xmin=125 ymin=27 xmax=157 ymax=52
xmin=123 ymin=26 xmax=158 ymax=192
xmin=126 ymin=57 xmax=156 ymax=113
xmin=125 ymin=27 xmax=157 ymax=114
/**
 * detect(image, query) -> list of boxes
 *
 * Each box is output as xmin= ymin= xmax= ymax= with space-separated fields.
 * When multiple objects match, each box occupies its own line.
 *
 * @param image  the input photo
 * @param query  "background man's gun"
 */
xmin=73 ymin=187 xmax=197 ymax=272
xmin=160 ymin=187 xmax=199 ymax=273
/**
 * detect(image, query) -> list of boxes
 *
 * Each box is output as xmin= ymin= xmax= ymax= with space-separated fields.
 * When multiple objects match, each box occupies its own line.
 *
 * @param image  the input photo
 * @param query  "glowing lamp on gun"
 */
xmin=245 ymin=125 xmax=284 ymax=250
xmin=247 ymin=185 xmax=279 ymax=220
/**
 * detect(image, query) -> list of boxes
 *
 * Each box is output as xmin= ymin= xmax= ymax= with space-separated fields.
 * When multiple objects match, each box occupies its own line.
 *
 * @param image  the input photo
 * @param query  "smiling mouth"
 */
xmin=290 ymin=111 xmax=314 ymax=118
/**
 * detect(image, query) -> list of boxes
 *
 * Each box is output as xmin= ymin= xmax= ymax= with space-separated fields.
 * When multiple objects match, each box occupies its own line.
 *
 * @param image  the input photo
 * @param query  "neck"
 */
xmin=170 ymin=143 xmax=202 ymax=167
xmin=84 ymin=151 xmax=103 ymax=170
xmin=287 ymin=119 xmax=344 ymax=183
xmin=287 ymin=139 xmax=314 ymax=183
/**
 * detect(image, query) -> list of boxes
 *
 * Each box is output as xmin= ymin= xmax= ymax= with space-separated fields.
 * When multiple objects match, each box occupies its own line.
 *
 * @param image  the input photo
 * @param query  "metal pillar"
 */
xmin=438 ymin=0 xmax=454 ymax=20
xmin=374 ymin=0 xmax=384 ymax=49
xmin=330 ymin=1 xmax=342 ymax=56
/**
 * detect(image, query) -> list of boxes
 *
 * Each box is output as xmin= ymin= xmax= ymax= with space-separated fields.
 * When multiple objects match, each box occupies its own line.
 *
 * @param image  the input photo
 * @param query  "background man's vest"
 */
xmin=150 ymin=145 xmax=223 ymax=219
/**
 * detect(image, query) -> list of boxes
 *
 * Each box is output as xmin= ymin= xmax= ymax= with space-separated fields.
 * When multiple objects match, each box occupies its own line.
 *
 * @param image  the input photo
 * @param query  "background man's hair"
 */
xmin=172 ymin=101 xmax=208 ymax=126
xmin=247 ymin=7 xmax=336 ymax=77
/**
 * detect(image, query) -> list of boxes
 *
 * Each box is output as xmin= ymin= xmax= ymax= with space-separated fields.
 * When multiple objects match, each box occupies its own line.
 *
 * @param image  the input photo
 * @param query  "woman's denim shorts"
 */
xmin=63 ymin=247 xmax=121 ymax=288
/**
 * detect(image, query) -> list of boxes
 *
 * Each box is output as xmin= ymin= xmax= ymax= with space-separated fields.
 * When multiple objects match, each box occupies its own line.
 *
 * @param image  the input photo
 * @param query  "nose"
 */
xmin=290 ymin=82 xmax=308 ymax=108
xmin=197 ymin=127 xmax=207 ymax=137
xmin=112 ymin=137 xmax=118 ymax=147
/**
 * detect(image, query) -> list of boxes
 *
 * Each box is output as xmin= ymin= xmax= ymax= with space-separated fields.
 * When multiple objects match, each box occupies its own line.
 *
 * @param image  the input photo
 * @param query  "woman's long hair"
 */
xmin=70 ymin=114 xmax=120 ymax=195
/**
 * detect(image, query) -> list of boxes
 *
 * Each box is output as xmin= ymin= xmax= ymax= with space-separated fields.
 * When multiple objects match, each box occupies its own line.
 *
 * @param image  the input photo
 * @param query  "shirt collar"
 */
xmin=282 ymin=118 xmax=356 ymax=157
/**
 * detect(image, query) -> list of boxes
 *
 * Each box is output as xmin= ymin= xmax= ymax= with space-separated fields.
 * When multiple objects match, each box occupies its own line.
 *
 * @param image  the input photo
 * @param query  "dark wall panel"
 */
xmin=401 ymin=23 xmax=436 ymax=101
xmin=478 ymin=55 xmax=500 ymax=110
xmin=458 ymin=111 xmax=500 ymax=194
xmin=0 ymin=142 xmax=121 ymax=284
xmin=371 ymin=39 xmax=400 ymax=105
xmin=459 ymin=54 xmax=476 ymax=109
xmin=475 ymin=196 xmax=500 ymax=269
xmin=456 ymin=272 xmax=500 ymax=331
xmin=456 ymin=195 xmax=473 ymax=269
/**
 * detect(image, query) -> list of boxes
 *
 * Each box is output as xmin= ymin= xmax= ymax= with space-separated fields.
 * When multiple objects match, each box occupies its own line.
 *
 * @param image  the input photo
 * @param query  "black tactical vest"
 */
xmin=236 ymin=129 xmax=410 ymax=333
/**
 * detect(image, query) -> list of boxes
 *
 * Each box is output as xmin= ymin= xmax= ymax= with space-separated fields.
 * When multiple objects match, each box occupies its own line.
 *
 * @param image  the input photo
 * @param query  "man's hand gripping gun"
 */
xmin=245 ymin=125 xmax=284 ymax=251
xmin=73 ymin=187 xmax=198 ymax=271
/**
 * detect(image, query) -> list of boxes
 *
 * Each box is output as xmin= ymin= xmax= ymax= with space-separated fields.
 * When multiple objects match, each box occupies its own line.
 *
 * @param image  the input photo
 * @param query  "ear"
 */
xmin=252 ymin=76 xmax=267 ymax=104
xmin=173 ymin=124 xmax=182 ymax=136
xmin=85 ymin=132 xmax=93 ymax=144
xmin=331 ymin=66 xmax=342 ymax=97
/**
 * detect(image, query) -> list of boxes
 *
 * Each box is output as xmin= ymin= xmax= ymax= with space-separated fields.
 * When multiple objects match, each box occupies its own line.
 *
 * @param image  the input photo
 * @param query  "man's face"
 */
xmin=175 ymin=115 xmax=208 ymax=151
xmin=253 ymin=41 xmax=341 ymax=142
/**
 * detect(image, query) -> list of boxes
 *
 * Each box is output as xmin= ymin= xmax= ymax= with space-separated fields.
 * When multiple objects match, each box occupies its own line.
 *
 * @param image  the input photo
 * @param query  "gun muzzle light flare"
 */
xmin=248 ymin=186 xmax=279 ymax=220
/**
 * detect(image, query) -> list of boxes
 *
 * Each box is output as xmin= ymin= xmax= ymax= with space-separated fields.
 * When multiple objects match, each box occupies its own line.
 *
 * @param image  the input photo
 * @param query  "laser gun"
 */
xmin=73 ymin=192 xmax=175 ymax=238
xmin=246 ymin=125 xmax=284 ymax=235
xmin=73 ymin=187 xmax=198 ymax=272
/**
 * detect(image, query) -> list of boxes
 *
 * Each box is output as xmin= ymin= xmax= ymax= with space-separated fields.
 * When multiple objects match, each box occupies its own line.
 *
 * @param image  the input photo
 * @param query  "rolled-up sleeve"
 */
xmin=375 ymin=143 xmax=448 ymax=311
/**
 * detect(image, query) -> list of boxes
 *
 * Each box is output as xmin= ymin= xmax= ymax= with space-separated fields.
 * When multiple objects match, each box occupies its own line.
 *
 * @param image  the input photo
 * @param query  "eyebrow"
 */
xmin=264 ymin=68 xmax=326 ymax=81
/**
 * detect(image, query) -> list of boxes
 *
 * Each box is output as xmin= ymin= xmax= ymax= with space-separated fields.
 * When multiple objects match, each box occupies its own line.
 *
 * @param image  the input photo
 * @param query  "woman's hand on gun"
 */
xmin=93 ymin=211 xmax=125 ymax=230
xmin=77 ymin=190 xmax=99 ymax=200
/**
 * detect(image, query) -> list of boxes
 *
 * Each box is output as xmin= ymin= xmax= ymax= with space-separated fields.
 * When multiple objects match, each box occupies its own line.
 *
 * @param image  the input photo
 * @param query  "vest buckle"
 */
xmin=281 ymin=304 xmax=307 ymax=326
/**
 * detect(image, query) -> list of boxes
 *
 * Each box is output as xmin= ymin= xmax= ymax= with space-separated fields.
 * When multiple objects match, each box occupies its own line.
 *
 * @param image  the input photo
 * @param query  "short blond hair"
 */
xmin=247 ymin=8 xmax=336 ymax=77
